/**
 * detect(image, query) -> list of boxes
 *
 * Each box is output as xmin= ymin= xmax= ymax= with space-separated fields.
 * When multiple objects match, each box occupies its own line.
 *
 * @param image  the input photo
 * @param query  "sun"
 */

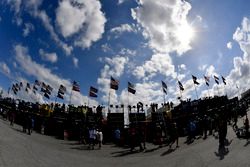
xmin=175 ymin=23 xmax=195 ymax=44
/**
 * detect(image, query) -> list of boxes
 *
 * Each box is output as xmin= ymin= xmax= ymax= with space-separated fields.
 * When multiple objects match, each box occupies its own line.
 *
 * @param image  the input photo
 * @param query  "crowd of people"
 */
xmin=0 ymin=95 xmax=249 ymax=153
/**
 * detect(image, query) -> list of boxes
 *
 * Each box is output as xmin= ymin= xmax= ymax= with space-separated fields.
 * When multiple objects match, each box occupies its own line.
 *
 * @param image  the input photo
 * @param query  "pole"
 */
xmin=127 ymin=90 xmax=130 ymax=114
xmin=193 ymin=82 xmax=198 ymax=100
xmin=207 ymin=85 xmax=210 ymax=97
xmin=69 ymin=89 xmax=73 ymax=105
xmin=108 ymin=90 xmax=111 ymax=113
xmin=87 ymin=97 xmax=90 ymax=107
xmin=216 ymin=85 xmax=220 ymax=97
xmin=162 ymin=87 xmax=166 ymax=105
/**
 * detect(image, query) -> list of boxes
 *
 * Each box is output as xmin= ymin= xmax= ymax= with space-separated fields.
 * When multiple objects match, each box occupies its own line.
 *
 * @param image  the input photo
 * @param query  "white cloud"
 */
xmin=5 ymin=0 xmax=73 ymax=55
xmin=119 ymin=48 xmax=137 ymax=57
xmin=56 ymin=0 xmax=106 ymax=49
xmin=198 ymin=64 xmax=208 ymax=71
xmin=110 ymin=24 xmax=136 ymax=35
xmin=97 ymin=56 xmax=128 ymax=103
xmin=39 ymin=49 xmax=58 ymax=63
xmin=178 ymin=64 xmax=186 ymax=71
xmin=133 ymin=53 xmax=176 ymax=80
xmin=73 ymin=57 xmax=78 ymax=68
xmin=0 ymin=62 xmax=11 ymax=76
xmin=14 ymin=44 xmax=98 ymax=106
xmin=227 ymin=42 xmax=232 ymax=49
xmin=23 ymin=22 xmax=34 ymax=37
xmin=131 ymin=0 xmax=193 ymax=55
xmin=101 ymin=43 xmax=112 ymax=53
xmin=117 ymin=0 xmax=126 ymax=5
xmin=199 ymin=17 xmax=250 ymax=99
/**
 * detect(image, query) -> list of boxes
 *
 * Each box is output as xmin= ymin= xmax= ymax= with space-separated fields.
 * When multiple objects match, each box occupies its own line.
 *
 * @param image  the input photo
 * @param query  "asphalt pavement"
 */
xmin=1 ymin=116 xmax=250 ymax=167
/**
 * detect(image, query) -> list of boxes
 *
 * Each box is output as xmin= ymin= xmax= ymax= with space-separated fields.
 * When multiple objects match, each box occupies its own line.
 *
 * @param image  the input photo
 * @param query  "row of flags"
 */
xmin=10 ymin=75 xmax=227 ymax=100
xmin=183 ymin=75 xmax=227 ymax=91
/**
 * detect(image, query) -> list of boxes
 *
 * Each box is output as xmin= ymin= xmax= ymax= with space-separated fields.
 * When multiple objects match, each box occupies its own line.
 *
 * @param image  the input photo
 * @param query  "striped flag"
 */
xmin=128 ymin=82 xmax=136 ymax=94
xmin=110 ymin=76 xmax=119 ymax=90
xmin=161 ymin=81 xmax=167 ymax=94
xmin=72 ymin=81 xmax=80 ymax=92
xmin=89 ymin=86 xmax=98 ymax=97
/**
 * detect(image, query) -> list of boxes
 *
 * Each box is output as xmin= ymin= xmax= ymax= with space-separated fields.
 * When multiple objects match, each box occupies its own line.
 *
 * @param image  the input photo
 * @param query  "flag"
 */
xmin=72 ymin=81 xmax=80 ymax=92
xmin=25 ymin=83 xmax=30 ymax=92
xmin=214 ymin=75 xmax=219 ymax=85
xmin=12 ymin=84 xmax=18 ymax=94
xmin=35 ymin=80 xmax=41 ymax=86
xmin=15 ymin=83 xmax=20 ymax=90
xmin=58 ymin=85 xmax=66 ymax=94
xmin=33 ymin=85 xmax=38 ymax=91
xmin=44 ymin=93 xmax=50 ymax=99
xmin=192 ymin=75 xmax=200 ymax=85
xmin=57 ymin=84 xmax=66 ymax=99
xmin=128 ymin=82 xmax=136 ymax=94
xmin=161 ymin=81 xmax=167 ymax=94
xmin=89 ymin=86 xmax=98 ymax=97
xmin=221 ymin=76 xmax=226 ymax=85
xmin=110 ymin=76 xmax=119 ymax=90
xmin=19 ymin=82 xmax=23 ymax=88
xmin=57 ymin=93 xmax=64 ymax=99
xmin=204 ymin=75 xmax=210 ymax=86
xmin=178 ymin=81 xmax=184 ymax=91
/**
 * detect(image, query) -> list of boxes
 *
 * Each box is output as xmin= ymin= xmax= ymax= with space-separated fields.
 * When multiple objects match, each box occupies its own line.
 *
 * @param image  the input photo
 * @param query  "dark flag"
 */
xmin=15 ymin=83 xmax=20 ymax=90
xmin=178 ymin=81 xmax=184 ymax=91
xmin=110 ymin=76 xmax=119 ymax=90
xmin=214 ymin=75 xmax=219 ymax=85
xmin=26 ymin=83 xmax=31 ymax=92
xmin=58 ymin=85 xmax=66 ymax=94
xmin=128 ymin=82 xmax=136 ymax=94
xmin=192 ymin=75 xmax=200 ymax=85
xmin=12 ymin=84 xmax=18 ymax=94
xmin=204 ymin=75 xmax=210 ymax=86
xmin=161 ymin=81 xmax=167 ymax=94
xmin=221 ymin=76 xmax=226 ymax=85
xmin=19 ymin=82 xmax=23 ymax=88
xmin=57 ymin=93 xmax=64 ymax=99
xmin=72 ymin=81 xmax=80 ymax=92
xmin=33 ymin=85 xmax=38 ymax=91
xmin=89 ymin=86 xmax=98 ymax=97
xmin=27 ymin=83 xmax=31 ymax=89
xmin=35 ymin=80 xmax=41 ymax=86
xmin=236 ymin=84 xmax=239 ymax=89
xmin=44 ymin=93 xmax=50 ymax=99
xmin=41 ymin=82 xmax=47 ymax=92
xmin=57 ymin=84 xmax=66 ymax=99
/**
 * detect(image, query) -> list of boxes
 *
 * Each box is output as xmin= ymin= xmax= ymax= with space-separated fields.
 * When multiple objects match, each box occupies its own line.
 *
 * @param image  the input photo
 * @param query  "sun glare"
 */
xmin=175 ymin=23 xmax=195 ymax=43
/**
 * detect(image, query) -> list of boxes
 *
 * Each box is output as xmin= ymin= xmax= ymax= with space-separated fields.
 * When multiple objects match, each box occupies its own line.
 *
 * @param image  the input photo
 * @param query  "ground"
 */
xmin=0 ymin=116 xmax=249 ymax=167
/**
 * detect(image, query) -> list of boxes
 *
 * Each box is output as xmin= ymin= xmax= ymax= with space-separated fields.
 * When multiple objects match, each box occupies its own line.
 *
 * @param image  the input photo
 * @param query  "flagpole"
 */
xmin=162 ymin=87 xmax=166 ymax=105
xmin=207 ymin=85 xmax=210 ymax=97
xmin=127 ymin=90 xmax=130 ymax=114
xmin=193 ymin=82 xmax=198 ymax=100
xmin=216 ymin=85 xmax=220 ymax=97
xmin=69 ymin=89 xmax=73 ymax=106
xmin=88 ymin=97 xmax=90 ymax=107
xmin=108 ymin=89 xmax=111 ymax=113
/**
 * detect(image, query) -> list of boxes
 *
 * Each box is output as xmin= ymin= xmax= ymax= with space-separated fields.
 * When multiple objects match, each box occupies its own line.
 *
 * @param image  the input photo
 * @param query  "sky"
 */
xmin=0 ymin=0 xmax=250 ymax=112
